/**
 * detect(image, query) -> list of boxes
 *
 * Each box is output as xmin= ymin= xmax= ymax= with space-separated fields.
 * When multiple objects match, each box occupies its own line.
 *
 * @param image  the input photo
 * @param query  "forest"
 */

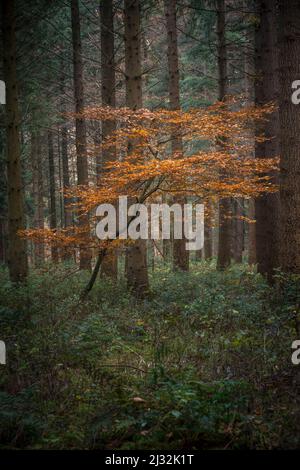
xmin=0 ymin=0 xmax=300 ymax=452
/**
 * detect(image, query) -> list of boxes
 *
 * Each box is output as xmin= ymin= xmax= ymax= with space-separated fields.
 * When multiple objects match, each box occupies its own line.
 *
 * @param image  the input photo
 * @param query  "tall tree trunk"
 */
xmin=2 ymin=0 xmax=28 ymax=282
xmin=31 ymin=131 xmax=45 ymax=264
xmin=243 ymin=8 xmax=256 ymax=265
xmin=100 ymin=0 xmax=118 ymax=279
xmin=254 ymin=0 xmax=280 ymax=280
xmin=164 ymin=0 xmax=189 ymax=272
xmin=60 ymin=58 xmax=72 ymax=231
xmin=48 ymin=132 xmax=59 ymax=262
xmin=124 ymin=0 xmax=149 ymax=297
xmin=71 ymin=0 xmax=92 ymax=270
xmin=216 ymin=0 xmax=231 ymax=270
xmin=278 ymin=0 xmax=300 ymax=273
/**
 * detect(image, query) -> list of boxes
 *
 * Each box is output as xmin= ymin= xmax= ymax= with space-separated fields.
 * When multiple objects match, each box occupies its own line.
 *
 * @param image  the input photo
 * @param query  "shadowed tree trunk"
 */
xmin=204 ymin=202 xmax=213 ymax=259
xmin=254 ymin=0 xmax=280 ymax=280
xmin=124 ymin=0 xmax=149 ymax=297
xmin=232 ymin=199 xmax=244 ymax=263
xmin=60 ymin=58 xmax=72 ymax=231
xmin=164 ymin=0 xmax=189 ymax=271
xmin=31 ymin=131 xmax=45 ymax=264
xmin=278 ymin=0 xmax=300 ymax=273
xmin=48 ymin=131 xmax=59 ymax=262
xmin=217 ymin=0 xmax=231 ymax=270
xmin=243 ymin=9 xmax=256 ymax=265
xmin=2 ymin=0 xmax=28 ymax=282
xmin=100 ymin=0 xmax=118 ymax=279
xmin=71 ymin=0 xmax=92 ymax=270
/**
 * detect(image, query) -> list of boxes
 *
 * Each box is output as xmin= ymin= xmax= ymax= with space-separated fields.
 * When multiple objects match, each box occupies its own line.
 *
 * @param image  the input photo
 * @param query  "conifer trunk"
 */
xmin=48 ymin=132 xmax=59 ymax=262
xmin=254 ymin=0 xmax=280 ymax=279
xmin=164 ymin=0 xmax=189 ymax=271
xmin=278 ymin=0 xmax=300 ymax=273
xmin=31 ymin=131 xmax=45 ymax=264
xmin=71 ymin=0 xmax=92 ymax=270
xmin=124 ymin=0 xmax=149 ymax=297
xmin=100 ymin=0 xmax=118 ymax=279
xmin=60 ymin=59 xmax=72 ymax=230
xmin=2 ymin=0 xmax=28 ymax=282
xmin=216 ymin=0 xmax=231 ymax=270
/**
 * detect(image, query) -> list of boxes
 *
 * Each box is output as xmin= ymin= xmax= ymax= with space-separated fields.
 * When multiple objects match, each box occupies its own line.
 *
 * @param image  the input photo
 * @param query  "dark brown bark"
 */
xmin=124 ymin=0 xmax=149 ymax=297
xmin=71 ymin=0 xmax=92 ymax=270
xmin=243 ymin=13 xmax=256 ymax=265
xmin=60 ymin=59 xmax=72 ymax=231
xmin=48 ymin=132 xmax=59 ymax=262
xmin=164 ymin=0 xmax=189 ymax=272
xmin=248 ymin=200 xmax=256 ymax=264
xmin=100 ymin=0 xmax=118 ymax=279
xmin=216 ymin=0 xmax=231 ymax=270
xmin=31 ymin=131 xmax=45 ymax=264
xmin=232 ymin=199 xmax=244 ymax=263
xmin=2 ymin=0 xmax=28 ymax=282
xmin=278 ymin=0 xmax=300 ymax=273
xmin=254 ymin=0 xmax=280 ymax=279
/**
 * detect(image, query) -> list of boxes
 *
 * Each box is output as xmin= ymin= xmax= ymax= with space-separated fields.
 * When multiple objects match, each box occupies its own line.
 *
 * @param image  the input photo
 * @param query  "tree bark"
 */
xmin=100 ymin=0 xmax=118 ymax=279
xmin=232 ymin=199 xmax=244 ymax=263
xmin=216 ymin=0 xmax=231 ymax=270
xmin=243 ymin=10 xmax=256 ymax=265
xmin=204 ymin=202 xmax=213 ymax=259
xmin=164 ymin=0 xmax=189 ymax=271
xmin=60 ymin=58 xmax=72 ymax=231
xmin=124 ymin=0 xmax=149 ymax=297
xmin=278 ymin=0 xmax=300 ymax=273
xmin=31 ymin=131 xmax=45 ymax=264
xmin=48 ymin=132 xmax=59 ymax=262
xmin=254 ymin=0 xmax=280 ymax=280
xmin=2 ymin=0 xmax=28 ymax=282
xmin=71 ymin=0 xmax=92 ymax=270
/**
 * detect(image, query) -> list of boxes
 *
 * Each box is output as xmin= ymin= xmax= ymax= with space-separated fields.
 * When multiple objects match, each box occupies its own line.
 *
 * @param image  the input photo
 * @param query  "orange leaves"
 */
xmin=23 ymin=99 xmax=278 ymax=250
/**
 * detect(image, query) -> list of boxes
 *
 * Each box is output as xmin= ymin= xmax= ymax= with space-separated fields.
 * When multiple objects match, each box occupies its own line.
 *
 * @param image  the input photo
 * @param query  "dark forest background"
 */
xmin=0 ymin=0 xmax=300 ymax=450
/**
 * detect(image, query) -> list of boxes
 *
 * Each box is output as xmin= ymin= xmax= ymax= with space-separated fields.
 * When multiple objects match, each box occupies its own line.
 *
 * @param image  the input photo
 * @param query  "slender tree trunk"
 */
xmin=31 ymin=131 xmax=45 ymax=264
xmin=36 ymin=135 xmax=45 ymax=263
xmin=48 ymin=132 xmax=58 ymax=262
xmin=164 ymin=0 xmax=189 ymax=271
xmin=217 ymin=0 xmax=231 ymax=270
xmin=254 ymin=0 xmax=280 ymax=280
xmin=204 ymin=202 xmax=213 ymax=259
xmin=278 ymin=0 xmax=300 ymax=273
xmin=71 ymin=0 xmax=92 ymax=270
xmin=124 ymin=0 xmax=149 ymax=297
xmin=100 ymin=0 xmax=118 ymax=279
xmin=243 ymin=11 xmax=256 ymax=265
xmin=60 ymin=58 xmax=72 ymax=231
xmin=248 ymin=200 xmax=256 ymax=264
xmin=232 ymin=199 xmax=243 ymax=263
xmin=2 ymin=0 xmax=28 ymax=282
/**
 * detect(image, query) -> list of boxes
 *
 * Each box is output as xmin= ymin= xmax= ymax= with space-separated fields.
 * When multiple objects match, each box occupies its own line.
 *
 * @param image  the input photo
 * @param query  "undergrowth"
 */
xmin=0 ymin=260 xmax=299 ymax=449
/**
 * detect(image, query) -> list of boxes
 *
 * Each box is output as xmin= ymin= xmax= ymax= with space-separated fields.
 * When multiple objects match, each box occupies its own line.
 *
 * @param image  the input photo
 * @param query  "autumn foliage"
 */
xmin=22 ymin=99 xmax=278 ymax=253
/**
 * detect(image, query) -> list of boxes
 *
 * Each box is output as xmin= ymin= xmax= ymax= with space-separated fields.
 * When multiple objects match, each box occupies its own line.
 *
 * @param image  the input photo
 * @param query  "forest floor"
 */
xmin=0 ymin=260 xmax=300 ymax=449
